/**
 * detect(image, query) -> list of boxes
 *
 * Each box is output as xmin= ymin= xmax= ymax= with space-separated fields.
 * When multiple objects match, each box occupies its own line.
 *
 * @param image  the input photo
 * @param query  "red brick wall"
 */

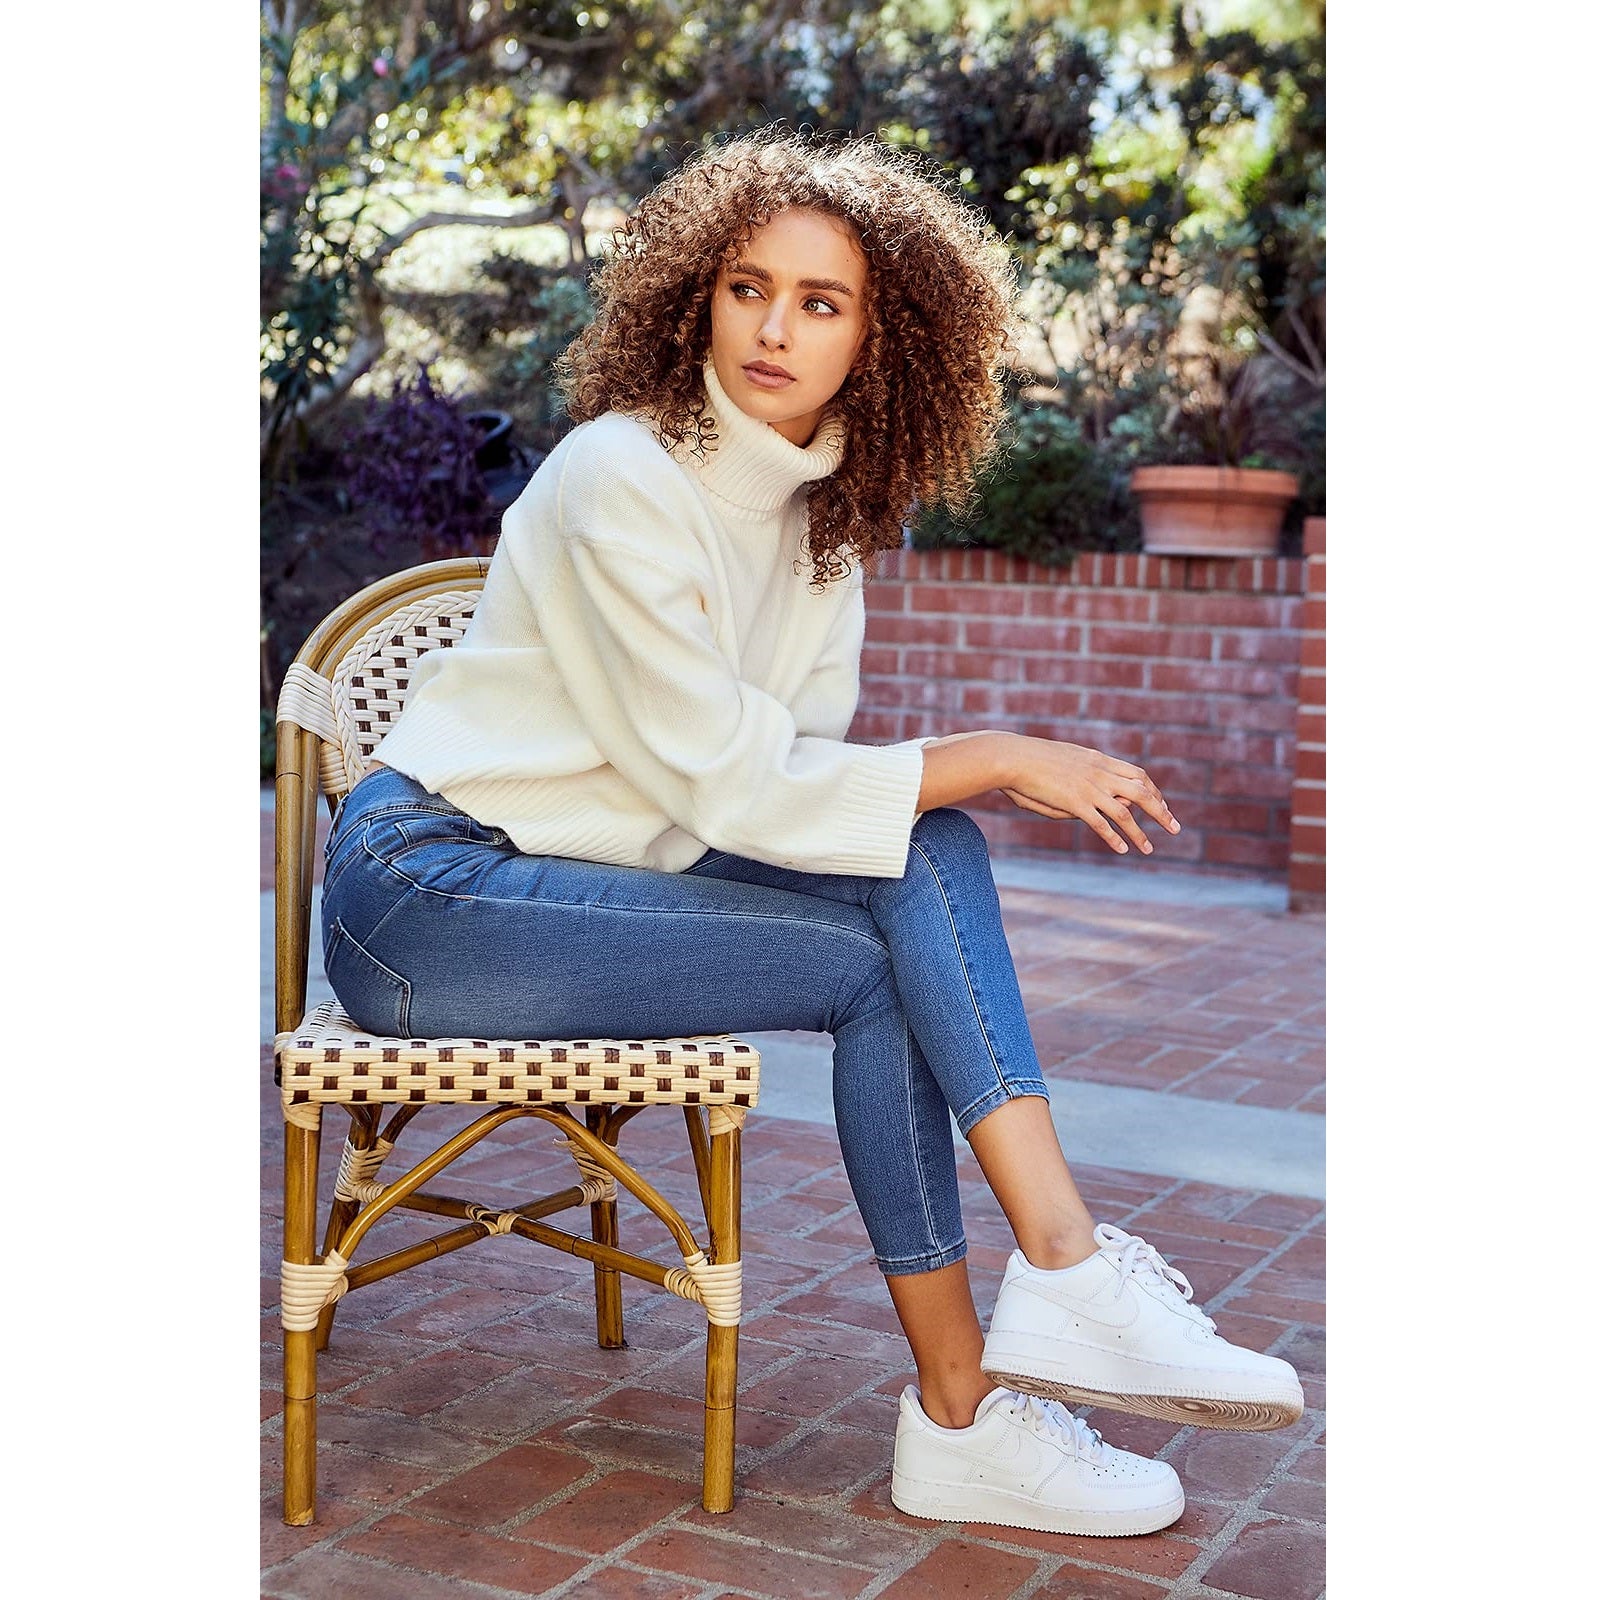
xmin=1288 ymin=518 xmax=1326 ymax=909
xmin=852 ymin=548 xmax=1309 ymax=876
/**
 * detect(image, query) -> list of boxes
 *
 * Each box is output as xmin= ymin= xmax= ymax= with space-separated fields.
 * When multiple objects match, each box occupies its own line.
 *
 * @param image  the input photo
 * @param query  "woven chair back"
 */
xmin=279 ymin=559 xmax=492 ymax=799
xmin=274 ymin=558 xmax=492 ymax=1033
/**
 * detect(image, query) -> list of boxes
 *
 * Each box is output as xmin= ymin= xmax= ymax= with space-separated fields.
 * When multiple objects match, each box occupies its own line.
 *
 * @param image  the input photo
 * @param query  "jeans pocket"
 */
xmin=324 ymin=916 xmax=412 ymax=1037
xmin=367 ymin=808 xmax=508 ymax=860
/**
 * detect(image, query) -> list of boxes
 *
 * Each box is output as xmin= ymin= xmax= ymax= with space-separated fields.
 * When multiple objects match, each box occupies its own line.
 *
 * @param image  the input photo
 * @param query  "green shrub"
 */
xmin=912 ymin=400 xmax=1139 ymax=567
xmin=484 ymin=264 xmax=596 ymax=448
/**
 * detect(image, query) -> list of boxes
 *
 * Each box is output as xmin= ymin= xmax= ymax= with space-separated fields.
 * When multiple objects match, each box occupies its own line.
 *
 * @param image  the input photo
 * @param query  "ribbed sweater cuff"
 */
xmin=822 ymin=739 xmax=927 ymax=878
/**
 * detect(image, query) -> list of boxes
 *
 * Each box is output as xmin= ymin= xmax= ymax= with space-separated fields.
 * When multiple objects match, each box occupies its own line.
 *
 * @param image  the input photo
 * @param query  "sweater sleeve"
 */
xmin=526 ymin=527 xmax=927 ymax=877
xmin=789 ymin=567 xmax=868 ymax=741
xmin=790 ymin=566 xmax=941 ymax=753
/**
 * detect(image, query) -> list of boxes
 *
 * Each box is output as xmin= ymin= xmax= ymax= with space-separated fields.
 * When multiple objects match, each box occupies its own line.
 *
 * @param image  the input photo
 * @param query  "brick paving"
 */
xmin=263 ymin=804 xmax=1325 ymax=1597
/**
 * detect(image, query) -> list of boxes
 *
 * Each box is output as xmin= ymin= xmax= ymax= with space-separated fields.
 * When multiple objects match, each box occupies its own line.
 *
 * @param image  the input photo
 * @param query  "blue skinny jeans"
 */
xmin=319 ymin=766 xmax=1050 ymax=1276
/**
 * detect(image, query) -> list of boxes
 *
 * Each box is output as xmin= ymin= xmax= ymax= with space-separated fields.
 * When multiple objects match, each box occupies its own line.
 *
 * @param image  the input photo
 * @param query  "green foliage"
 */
xmin=906 ymin=18 xmax=1104 ymax=248
xmin=261 ymin=2 xmax=1325 ymax=558
xmin=478 ymin=259 xmax=596 ymax=445
xmin=913 ymin=397 xmax=1138 ymax=567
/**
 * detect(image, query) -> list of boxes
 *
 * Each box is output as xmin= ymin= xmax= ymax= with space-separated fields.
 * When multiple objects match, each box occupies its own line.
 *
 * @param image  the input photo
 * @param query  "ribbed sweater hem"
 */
xmin=375 ymin=735 xmax=929 ymax=879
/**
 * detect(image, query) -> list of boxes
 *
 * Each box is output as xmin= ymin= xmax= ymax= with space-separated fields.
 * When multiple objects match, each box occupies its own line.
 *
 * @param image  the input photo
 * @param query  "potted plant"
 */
xmin=1125 ymin=347 xmax=1303 ymax=557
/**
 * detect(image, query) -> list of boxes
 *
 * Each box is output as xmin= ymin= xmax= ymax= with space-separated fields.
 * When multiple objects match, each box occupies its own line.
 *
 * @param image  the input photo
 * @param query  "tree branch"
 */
xmin=631 ymin=0 xmax=803 ymax=155
xmin=369 ymin=203 xmax=564 ymax=270
xmin=1255 ymin=320 xmax=1321 ymax=389
xmin=260 ymin=0 xmax=304 ymax=173
xmin=521 ymin=31 xmax=617 ymax=54
xmin=262 ymin=279 xmax=387 ymax=454
xmin=397 ymin=0 xmax=426 ymax=71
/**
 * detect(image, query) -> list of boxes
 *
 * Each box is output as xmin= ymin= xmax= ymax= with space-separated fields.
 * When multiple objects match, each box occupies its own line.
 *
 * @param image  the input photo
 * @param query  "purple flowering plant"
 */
xmin=339 ymin=364 xmax=494 ymax=558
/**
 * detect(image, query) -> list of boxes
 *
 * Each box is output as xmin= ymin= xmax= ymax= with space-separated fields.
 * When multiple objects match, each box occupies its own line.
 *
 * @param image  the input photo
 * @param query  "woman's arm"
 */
xmin=919 ymin=730 xmax=1182 ymax=857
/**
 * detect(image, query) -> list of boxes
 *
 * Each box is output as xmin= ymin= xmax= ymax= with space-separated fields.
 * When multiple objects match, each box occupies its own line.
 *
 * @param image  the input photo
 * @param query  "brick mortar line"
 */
xmin=1031 ymin=949 xmax=1325 ymax=1090
xmin=556 ymin=1502 xmax=939 ymax=1599
xmin=262 ymin=1207 xmax=907 ymax=1576
xmin=1025 ymin=902 xmax=1320 ymax=997
xmin=262 ymin=1334 xmax=812 ymax=1587
xmin=1158 ymin=1015 xmax=1327 ymax=1102
xmin=1106 ymin=1203 xmax=1325 ymax=1598
xmin=1159 ymin=1418 xmax=1327 ymax=1600
xmin=263 ymin=1545 xmax=564 ymax=1600
xmin=312 ymin=1162 xmax=1292 ymax=1593
xmin=264 ymin=1109 xmax=1320 ymax=1590
xmin=268 ymin=1389 xmax=1316 ymax=1589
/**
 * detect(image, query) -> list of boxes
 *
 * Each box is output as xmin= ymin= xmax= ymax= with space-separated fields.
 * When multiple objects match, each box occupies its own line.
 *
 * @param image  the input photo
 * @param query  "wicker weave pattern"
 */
xmin=333 ymin=1136 xmax=396 ymax=1202
xmin=276 ymin=590 xmax=481 ymax=796
xmin=278 ymin=1001 xmax=761 ymax=1112
xmin=276 ymin=564 xmax=756 ymax=1523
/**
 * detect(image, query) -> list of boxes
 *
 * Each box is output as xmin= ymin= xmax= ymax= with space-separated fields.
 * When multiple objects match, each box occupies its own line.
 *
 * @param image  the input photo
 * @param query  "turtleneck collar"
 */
xmin=675 ymin=357 xmax=847 ymax=516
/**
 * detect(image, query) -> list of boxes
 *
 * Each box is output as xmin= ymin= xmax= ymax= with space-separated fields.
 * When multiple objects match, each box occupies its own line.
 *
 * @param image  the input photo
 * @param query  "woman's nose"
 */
xmin=758 ymin=301 xmax=791 ymax=349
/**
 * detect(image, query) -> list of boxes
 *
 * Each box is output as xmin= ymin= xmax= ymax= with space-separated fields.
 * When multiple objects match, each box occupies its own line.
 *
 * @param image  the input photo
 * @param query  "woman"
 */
xmin=322 ymin=128 xmax=1303 ymax=1540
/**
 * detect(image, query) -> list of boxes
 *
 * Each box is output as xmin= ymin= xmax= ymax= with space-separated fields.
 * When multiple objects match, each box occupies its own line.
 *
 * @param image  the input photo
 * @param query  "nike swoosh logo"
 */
xmin=940 ymin=1433 xmax=1049 ymax=1479
xmin=1016 ymin=1279 xmax=1140 ymax=1331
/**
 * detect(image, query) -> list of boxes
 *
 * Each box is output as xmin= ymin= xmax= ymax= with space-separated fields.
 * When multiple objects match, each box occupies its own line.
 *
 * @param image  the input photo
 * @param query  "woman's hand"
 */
xmin=999 ymin=734 xmax=1182 ymax=857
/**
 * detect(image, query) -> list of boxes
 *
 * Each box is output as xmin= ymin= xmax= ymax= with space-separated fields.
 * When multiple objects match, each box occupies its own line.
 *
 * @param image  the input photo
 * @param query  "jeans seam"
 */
xmin=327 ymin=914 xmax=414 ymax=1034
xmin=355 ymin=848 xmax=895 ymax=954
xmin=877 ymin=1239 xmax=969 ymax=1275
xmin=906 ymin=835 xmax=1011 ymax=1092
xmin=955 ymin=1080 xmax=1050 ymax=1138
xmin=329 ymin=801 xmax=465 ymax=856
xmin=900 ymin=1018 xmax=944 ymax=1258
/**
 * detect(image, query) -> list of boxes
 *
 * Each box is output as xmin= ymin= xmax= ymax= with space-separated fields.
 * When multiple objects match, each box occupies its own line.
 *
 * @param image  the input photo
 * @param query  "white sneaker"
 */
xmin=890 ymin=1384 xmax=1184 ymax=1538
xmin=981 ymin=1223 xmax=1304 ymax=1432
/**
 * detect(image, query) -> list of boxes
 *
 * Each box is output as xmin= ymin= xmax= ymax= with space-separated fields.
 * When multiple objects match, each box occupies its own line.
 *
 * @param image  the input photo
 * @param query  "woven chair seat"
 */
xmin=278 ymin=1000 xmax=762 ymax=1116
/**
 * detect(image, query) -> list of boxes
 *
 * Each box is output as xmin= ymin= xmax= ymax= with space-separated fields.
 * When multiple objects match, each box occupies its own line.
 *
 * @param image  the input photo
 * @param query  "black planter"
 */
xmin=465 ymin=410 xmax=514 ymax=470
xmin=484 ymin=447 xmax=546 ymax=512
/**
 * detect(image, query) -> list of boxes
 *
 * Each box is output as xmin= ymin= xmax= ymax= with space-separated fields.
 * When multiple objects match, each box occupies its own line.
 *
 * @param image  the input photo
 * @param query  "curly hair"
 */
xmin=555 ymin=126 xmax=1024 ymax=590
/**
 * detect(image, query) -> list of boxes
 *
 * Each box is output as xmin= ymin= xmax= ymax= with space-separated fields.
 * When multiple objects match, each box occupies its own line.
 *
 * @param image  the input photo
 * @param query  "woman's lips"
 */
xmin=742 ymin=363 xmax=795 ymax=390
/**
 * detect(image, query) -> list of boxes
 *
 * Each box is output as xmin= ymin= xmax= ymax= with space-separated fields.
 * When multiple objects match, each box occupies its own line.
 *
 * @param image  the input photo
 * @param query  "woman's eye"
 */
xmin=806 ymin=297 xmax=839 ymax=316
xmin=730 ymin=281 xmax=760 ymax=299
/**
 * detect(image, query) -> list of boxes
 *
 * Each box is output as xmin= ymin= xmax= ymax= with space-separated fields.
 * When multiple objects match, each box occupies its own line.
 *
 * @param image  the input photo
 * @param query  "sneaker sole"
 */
xmin=891 ymin=1475 xmax=1184 ymax=1538
xmin=982 ymin=1367 xmax=1303 ymax=1433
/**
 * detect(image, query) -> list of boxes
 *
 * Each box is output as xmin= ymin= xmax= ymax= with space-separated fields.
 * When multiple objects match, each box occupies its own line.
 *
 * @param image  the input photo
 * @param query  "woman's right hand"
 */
xmin=998 ymin=734 xmax=1182 ymax=857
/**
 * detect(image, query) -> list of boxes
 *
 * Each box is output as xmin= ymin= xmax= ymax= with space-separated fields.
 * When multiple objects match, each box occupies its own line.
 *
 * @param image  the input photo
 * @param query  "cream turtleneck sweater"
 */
xmin=372 ymin=358 xmax=932 ymax=876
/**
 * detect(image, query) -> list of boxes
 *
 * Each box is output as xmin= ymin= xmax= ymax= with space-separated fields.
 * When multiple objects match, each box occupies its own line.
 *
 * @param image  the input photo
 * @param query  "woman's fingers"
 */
xmin=1082 ymin=805 xmax=1131 ymax=854
xmin=1003 ymin=743 xmax=1183 ymax=854
xmin=1102 ymin=761 xmax=1181 ymax=835
xmin=1104 ymin=797 xmax=1153 ymax=856
xmin=1001 ymin=787 xmax=1073 ymax=821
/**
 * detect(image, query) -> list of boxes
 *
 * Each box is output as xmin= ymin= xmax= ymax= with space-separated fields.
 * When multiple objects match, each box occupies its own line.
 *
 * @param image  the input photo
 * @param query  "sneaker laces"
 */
xmin=1006 ymin=1391 xmax=1109 ymax=1464
xmin=1095 ymin=1223 xmax=1216 ymax=1333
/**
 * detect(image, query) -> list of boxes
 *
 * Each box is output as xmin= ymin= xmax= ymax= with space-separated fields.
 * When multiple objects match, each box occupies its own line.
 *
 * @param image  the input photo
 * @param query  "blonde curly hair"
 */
xmin=555 ymin=126 xmax=1023 ymax=589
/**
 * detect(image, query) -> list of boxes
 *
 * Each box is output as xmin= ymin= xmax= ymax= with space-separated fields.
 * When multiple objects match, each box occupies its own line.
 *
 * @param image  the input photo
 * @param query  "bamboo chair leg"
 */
xmin=702 ymin=1115 xmax=741 ymax=1514
xmin=282 ymin=1116 xmax=323 ymax=1526
xmin=587 ymin=1106 xmax=625 ymax=1349
xmin=315 ymin=1108 xmax=381 ymax=1352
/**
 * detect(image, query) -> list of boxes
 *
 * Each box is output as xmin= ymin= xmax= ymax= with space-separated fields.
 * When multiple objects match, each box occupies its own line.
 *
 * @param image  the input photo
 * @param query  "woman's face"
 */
xmin=709 ymin=207 xmax=869 ymax=448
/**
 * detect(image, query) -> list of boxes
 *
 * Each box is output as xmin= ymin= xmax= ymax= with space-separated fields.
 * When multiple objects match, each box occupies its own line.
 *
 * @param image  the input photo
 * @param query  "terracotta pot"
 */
xmin=1130 ymin=465 xmax=1300 ymax=557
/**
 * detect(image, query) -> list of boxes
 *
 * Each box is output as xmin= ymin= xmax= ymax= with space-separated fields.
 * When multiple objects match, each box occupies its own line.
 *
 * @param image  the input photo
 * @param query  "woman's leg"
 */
xmin=687 ymin=807 xmax=1107 ymax=1423
xmin=320 ymin=772 xmax=973 ymax=1283
xmin=691 ymin=810 xmax=1101 ymax=1249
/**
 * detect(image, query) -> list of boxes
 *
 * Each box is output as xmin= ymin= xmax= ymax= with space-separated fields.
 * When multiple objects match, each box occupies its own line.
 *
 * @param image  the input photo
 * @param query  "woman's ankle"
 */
xmin=1015 ymin=1218 xmax=1099 ymax=1272
xmin=918 ymin=1377 xmax=995 ymax=1431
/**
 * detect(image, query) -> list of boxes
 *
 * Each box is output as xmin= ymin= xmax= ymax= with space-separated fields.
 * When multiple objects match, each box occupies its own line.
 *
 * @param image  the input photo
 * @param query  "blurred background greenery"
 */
xmin=261 ymin=0 xmax=1325 ymax=749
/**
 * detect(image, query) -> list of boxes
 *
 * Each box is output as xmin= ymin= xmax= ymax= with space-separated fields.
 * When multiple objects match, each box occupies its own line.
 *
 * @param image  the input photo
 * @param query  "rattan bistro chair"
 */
xmin=273 ymin=557 xmax=760 ymax=1525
